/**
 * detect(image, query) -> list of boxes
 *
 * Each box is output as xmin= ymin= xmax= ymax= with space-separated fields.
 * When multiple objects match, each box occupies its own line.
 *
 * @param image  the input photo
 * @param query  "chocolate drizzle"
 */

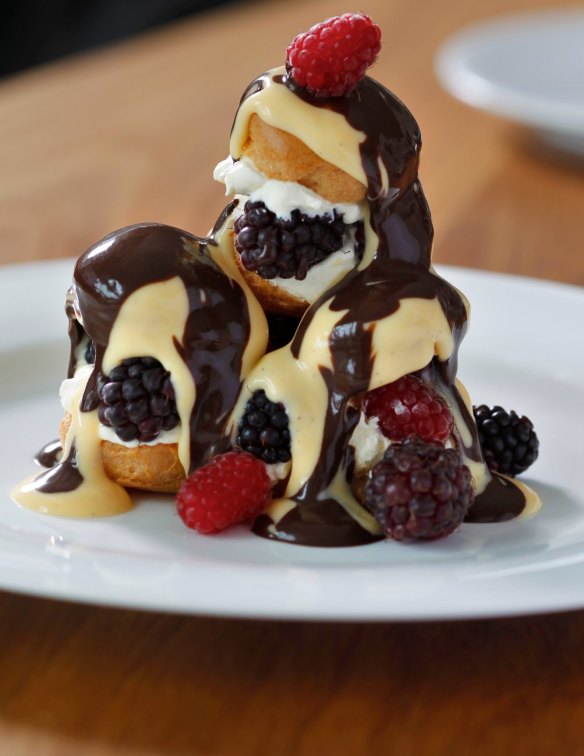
xmin=36 ymin=445 xmax=83 ymax=493
xmin=249 ymin=72 xmax=527 ymax=546
xmin=35 ymin=439 xmax=62 ymax=468
xmin=466 ymin=473 xmax=526 ymax=523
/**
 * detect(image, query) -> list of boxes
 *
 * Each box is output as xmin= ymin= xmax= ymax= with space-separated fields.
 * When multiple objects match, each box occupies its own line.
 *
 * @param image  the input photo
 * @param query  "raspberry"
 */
xmin=473 ymin=405 xmax=539 ymax=477
xmin=364 ymin=438 xmax=474 ymax=541
xmin=96 ymin=356 xmax=178 ymax=443
xmin=286 ymin=13 xmax=381 ymax=98
xmin=237 ymin=389 xmax=291 ymax=464
xmin=363 ymin=375 xmax=453 ymax=444
xmin=234 ymin=200 xmax=362 ymax=280
xmin=176 ymin=451 xmax=271 ymax=534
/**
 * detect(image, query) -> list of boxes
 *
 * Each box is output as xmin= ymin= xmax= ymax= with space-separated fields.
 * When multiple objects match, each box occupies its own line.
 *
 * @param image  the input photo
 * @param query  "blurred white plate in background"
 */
xmin=435 ymin=9 xmax=584 ymax=154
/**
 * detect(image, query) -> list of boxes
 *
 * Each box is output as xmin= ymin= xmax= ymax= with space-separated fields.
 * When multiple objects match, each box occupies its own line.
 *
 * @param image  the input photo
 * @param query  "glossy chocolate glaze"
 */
xmin=466 ymin=472 xmax=526 ymax=523
xmin=251 ymin=72 xmax=526 ymax=546
xmin=35 ymin=439 xmax=62 ymax=468
xmin=36 ymin=446 xmax=82 ymax=493
xmin=40 ymin=222 xmax=254 ymax=495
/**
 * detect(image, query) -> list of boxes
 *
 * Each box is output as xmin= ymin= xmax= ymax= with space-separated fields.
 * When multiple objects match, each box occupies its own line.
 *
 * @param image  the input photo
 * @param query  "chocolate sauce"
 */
xmin=466 ymin=473 xmax=526 ymax=522
xmin=254 ymin=499 xmax=381 ymax=547
xmin=39 ymin=222 xmax=256 ymax=495
xmin=248 ymin=72 xmax=527 ymax=546
xmin=267 ymin=313 xmax=301 ymax=351
xmin=36 ymin=445 xmax=82 ymax=492
xmin=35 ymin=439 xmax=62 ymax=468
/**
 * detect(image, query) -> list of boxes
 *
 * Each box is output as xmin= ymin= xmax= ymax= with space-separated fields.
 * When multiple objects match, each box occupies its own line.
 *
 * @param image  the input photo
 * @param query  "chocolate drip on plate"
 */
xmin=36 ymin=445 xmax=83 ymax=493
xmin=35 ymin=440 xmax=62 ymax=468
xmin=466 ymin=473 xmax=526 ymax=522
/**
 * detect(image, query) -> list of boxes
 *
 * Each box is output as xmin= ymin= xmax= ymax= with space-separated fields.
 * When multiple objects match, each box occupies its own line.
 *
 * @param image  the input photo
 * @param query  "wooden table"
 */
xmin=1 ymin=0 xmax=583 ymax=753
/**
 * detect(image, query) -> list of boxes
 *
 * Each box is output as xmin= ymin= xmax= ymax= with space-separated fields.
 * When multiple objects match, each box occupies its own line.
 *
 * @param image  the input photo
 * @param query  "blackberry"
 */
xmin=233 ymin=200 xmax=363 ymax=280
xmin=97 ymin=357 xmax=179 ymax=443
xmin=364 ymin=437 xmax=474 ymax=541
xmin=473 ymin=405 xmax=539 ymax=477
xmin=84 ymin=340 xmax=95 ymax=364
xmin=237 ymin=390 xmax=291 ymax=465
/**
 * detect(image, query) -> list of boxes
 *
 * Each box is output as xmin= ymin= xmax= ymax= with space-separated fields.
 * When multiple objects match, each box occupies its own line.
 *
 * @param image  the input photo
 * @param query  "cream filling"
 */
xmin=97 ymin=426 xmax=180 ymax=447
xmin=59 ymin=364 xmax=93 ymax=413
xmin=266 ymin=461 xmax=292 ymax=484
xmin=273 ymin=246 xmax=356 ymax=303
xmin=350 ymin=414 xmax=390 ymax=473
xmin=215 ymin=156 xmax=364 ymax=224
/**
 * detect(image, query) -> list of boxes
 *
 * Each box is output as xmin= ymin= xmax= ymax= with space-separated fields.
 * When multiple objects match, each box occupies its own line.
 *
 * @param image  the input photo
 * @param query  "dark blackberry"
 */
xmin=364 ymin=437 xmax=474 ymax=541
xmin=473 ymin=405 xmax=539 ymax=477
xmin=84 ymin=340 xmax=95 ymax=364
xmin=234 ymin=200 xmax=363 ymax=280
xmin=97 ymin=357 xmax=179 ymax=443
xmin=237 ymin=390 xmax=291 ymax=465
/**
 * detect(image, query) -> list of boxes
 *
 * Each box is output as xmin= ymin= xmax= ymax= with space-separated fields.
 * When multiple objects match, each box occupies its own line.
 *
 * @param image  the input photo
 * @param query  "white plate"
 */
xmin=1 ymin=259 xmax=583 ymax=621
xmin=435 ymin=10 xmax=584 ymax=154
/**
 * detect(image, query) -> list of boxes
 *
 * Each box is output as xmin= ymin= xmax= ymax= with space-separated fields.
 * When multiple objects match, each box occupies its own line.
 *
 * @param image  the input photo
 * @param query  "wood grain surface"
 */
xmin=1 ymin=0 xmax=584 ymax=753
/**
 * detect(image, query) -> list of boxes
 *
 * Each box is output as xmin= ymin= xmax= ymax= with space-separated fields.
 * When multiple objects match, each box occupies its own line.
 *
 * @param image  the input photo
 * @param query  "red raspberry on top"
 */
xmin=286 ymin=13 xmax=381 ymax=98
xmin=176 ymin=451 xmax=271 ymax=534
xmin=363 ymin=375 xmax=454 ymax=444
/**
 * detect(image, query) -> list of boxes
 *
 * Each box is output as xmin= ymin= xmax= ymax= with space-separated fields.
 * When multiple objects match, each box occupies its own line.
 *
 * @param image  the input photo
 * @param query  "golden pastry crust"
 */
xmin=243 ymin=115 xmax=367 ymax=204
xmin=60 ymin=413 xmax=185 ymax=493
xmin=233 ymin=243 xmax=308 ymax=318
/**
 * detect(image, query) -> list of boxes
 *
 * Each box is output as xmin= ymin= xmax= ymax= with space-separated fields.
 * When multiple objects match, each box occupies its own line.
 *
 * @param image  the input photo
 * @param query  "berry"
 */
xmin=176 ymin=451 xmax=271 ymax=534
xmin=364 ymin=438 xmax=474 ymax=541
xmin=473 ymin=405 xmax=539 ymax=477
xmin=286 ymin=13 xmax=381 ymax=97
xmin=97 ymin=356 xmax=179 ymax=443
xmin=363 ymin=375 xmax=453 ymax=444
xmin=234 ymin=200 xmax=362 ymax=281
xmin=237 ymin=390 xmax=291 ymax=465
xmin=84 ymin=340 xmax=95 ymax=364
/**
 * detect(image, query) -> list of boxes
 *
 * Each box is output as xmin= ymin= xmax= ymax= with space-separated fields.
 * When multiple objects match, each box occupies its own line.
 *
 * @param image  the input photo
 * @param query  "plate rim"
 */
xmin=435 ymin=8 xmax=584 ymax=135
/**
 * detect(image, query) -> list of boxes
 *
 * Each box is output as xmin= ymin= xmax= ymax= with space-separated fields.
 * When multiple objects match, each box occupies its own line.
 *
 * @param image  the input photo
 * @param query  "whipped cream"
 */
xmin=273 ymin=234 xmax=357 ymax=303
xmin=349 ymin=413 xmax=390 ymax=472
xmin=266 ymin=460 xmax=292 ymax=484
xmin=214 ymin=156 xmax=364 ymax=224
xmin=59 ymin=364 xmax=93 ymax=413
xmin=98 ymin=425 xmax=180 ymax=448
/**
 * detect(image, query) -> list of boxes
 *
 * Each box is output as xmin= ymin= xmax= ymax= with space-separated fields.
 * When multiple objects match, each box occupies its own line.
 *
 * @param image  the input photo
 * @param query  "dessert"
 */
xmin=13 ymin=14 xmax=540 ymax=545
